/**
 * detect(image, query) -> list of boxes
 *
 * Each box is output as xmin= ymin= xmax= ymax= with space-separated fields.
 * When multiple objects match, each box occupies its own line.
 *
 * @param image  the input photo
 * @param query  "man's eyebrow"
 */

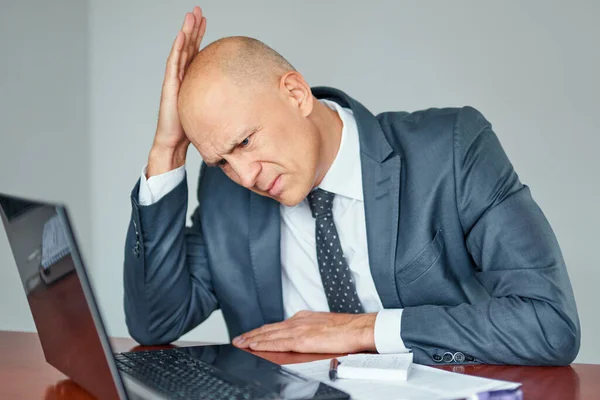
xmin=222 ymin=126 xmax=261 ymax=154
xmin=204 ymin=126 xmax=261 ymax=167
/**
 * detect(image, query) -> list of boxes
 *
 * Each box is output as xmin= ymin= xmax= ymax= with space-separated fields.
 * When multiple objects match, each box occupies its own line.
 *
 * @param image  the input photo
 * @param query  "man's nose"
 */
xmin=230 ymin=158 xmax=260 ymax=189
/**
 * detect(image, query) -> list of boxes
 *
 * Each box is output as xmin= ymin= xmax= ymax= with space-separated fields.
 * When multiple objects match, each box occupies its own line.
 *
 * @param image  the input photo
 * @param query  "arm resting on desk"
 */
xmin=401 ymin=107 xmax=580 ymax=366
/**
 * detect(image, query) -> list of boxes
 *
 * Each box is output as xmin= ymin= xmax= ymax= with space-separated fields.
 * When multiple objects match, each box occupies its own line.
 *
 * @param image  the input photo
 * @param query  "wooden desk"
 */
xmin=0 ymin=331 xmax=598 ymax=399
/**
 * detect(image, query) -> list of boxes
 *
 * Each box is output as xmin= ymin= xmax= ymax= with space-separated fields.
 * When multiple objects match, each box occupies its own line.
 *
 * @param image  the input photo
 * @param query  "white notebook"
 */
xmin=336 ymin=353 xmax=413 ymax=381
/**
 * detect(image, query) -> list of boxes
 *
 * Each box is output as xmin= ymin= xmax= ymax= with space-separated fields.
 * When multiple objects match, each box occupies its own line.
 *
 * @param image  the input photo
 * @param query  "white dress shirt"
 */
xmin=138 ymin=99 xmax=408 ymax=353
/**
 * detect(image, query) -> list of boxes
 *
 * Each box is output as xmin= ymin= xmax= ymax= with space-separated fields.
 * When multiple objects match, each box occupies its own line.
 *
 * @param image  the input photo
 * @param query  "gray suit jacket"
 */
xmin=124 ymin=87 xmax=580 ymax=366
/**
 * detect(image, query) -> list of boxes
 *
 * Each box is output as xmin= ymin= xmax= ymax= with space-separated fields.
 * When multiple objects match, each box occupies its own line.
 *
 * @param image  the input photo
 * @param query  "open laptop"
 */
xmin=0 ymin=192 xmax=350 ymax=400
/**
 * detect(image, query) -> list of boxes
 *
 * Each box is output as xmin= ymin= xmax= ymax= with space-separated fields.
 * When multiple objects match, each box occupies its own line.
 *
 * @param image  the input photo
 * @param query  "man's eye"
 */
xmin=241 ymin=137 xmax=250 ymax=147
xmin=218 ymin=159 xmax=227 ymax=166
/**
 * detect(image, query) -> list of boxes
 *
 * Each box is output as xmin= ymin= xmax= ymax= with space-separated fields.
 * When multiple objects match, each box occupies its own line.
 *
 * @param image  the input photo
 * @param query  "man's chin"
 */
xmin=250 ymin=184 xmax=307 ymax=207
xmin=274 ymin=191 xmax=305 ymax=207
xmin=250 ymin=189 xmax=290 ymax=205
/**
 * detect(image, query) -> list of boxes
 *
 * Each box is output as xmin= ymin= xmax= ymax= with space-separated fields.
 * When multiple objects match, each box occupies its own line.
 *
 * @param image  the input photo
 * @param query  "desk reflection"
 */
xmin=443 ymin=363 xmax=579 ymax=399
xmin=44 ymin=379 xmax=96 ymax=400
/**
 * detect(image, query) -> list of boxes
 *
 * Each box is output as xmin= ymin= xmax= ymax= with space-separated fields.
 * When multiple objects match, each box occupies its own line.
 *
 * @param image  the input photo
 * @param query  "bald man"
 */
xmin=124 ymin=7 xmax=580 ymax=366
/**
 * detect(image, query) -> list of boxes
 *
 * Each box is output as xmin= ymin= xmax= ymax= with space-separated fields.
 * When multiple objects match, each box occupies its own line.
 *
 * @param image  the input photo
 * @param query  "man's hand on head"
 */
xmin=232 ymin=311 xmax=377 ymax=353
xmin=147 ymin=5 xmax=206 ymax=178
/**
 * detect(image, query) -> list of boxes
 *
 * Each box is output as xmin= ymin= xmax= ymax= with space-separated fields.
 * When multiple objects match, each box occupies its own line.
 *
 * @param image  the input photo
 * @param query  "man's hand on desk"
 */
xmin=232 ymin=311 xmax=377 ymax=353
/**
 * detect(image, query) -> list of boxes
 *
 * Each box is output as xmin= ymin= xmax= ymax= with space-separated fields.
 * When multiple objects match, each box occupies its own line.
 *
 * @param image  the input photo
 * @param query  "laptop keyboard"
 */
xmin=114 ymin=349 xmax=272 ymax=399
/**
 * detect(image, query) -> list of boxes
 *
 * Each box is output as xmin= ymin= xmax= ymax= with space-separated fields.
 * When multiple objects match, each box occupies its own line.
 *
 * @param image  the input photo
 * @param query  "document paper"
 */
xmin=284 ymin=355 xmax=521 ymax=400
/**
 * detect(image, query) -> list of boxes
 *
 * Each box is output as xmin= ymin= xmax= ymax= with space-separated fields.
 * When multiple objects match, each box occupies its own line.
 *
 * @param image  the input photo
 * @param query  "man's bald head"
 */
xmin=180 ymin=36 xmax=296 ymax=100
xmin=178 ymin=36 xmax=298 ymax=143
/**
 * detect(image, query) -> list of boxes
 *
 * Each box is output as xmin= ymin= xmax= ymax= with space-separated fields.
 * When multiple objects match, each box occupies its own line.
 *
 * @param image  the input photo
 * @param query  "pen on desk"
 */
xmin=329 ymin=358 xmax=340 ymax=381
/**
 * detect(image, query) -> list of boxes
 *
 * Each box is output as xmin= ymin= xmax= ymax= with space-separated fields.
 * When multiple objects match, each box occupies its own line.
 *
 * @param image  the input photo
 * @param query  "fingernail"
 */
xmin=249 ymin=343 xmax=257 ymax=348
xmin=233 ymin=336 xmax=245 ymax=345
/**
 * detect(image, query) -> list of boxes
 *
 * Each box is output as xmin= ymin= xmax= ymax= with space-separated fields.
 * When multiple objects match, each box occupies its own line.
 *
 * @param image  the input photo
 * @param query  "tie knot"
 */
xmin=307 ymin=189 xmax=335 ymax=219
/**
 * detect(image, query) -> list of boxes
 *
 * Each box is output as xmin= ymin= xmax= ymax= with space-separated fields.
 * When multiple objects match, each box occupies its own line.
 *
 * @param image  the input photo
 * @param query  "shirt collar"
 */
xmin=316 ymin=99 xmax=363 ymax=202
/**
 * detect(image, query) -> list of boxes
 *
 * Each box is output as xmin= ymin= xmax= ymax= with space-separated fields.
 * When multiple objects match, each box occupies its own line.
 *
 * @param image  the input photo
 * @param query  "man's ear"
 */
xmin=279 ymin=71 xmax=313 ymax=118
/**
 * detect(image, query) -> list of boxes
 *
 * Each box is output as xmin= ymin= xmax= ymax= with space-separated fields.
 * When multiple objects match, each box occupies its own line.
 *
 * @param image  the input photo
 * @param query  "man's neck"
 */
xmin=311 ymin=97 xmax=343 ymax=188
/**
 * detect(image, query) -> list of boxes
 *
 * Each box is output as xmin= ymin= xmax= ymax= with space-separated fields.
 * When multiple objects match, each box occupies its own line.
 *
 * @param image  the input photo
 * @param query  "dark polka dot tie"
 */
xmin=307 ymin=188 xmax=364 ymax=314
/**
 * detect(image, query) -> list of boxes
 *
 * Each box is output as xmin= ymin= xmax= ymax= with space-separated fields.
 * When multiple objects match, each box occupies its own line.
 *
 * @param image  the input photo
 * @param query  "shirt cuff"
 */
xmin=374 ymin=309 xmax=409 ymax=354
xmin=138 ymin=164 xmax=186 ymax=206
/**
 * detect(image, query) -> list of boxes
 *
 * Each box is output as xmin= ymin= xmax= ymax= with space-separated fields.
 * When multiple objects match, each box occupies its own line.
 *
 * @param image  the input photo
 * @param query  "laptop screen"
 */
xmin=0 ymin=194 xmax=123 ymax=399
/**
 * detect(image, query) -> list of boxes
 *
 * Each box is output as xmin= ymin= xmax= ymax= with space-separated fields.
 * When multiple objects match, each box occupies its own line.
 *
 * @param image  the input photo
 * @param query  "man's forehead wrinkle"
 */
xmin=200 ymin=139 xmax=221 ymax=166
xmin=197 ymin=124 xmax=234 ymax=166
xmin=226 ymin=132 xmax=243 ymax=149
xmin=192 ymin=125 xmax=219 ymax=161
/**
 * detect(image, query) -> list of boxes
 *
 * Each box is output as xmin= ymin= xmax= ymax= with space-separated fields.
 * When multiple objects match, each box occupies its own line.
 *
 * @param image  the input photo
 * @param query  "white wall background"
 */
xmin=0 ymin=1 xmax=90 ymax=331
xmin=2 ymin=1 xmax=599 ymax=363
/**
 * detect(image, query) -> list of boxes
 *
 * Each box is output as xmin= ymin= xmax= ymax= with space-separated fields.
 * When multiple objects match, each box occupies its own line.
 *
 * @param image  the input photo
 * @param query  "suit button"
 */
xmin=442 ymin=352 xmax=454 ymax=363
xmin=465 ymin=354 xmax=475 ymax=362
xmin=432 ymin=354 xmax=442 ymax=362
xmin=132 ymin=220 xmax=140 ymax=257
xmin=454 ymin=352 xmax=465 ymax=363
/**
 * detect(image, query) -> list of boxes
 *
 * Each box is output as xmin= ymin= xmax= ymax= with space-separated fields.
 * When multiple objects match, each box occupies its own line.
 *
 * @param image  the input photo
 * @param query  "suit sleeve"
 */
xmin=123 ymin=166 xmax=218 ymax=345
xmin=401 ymin=106 xmax=581 ymax=366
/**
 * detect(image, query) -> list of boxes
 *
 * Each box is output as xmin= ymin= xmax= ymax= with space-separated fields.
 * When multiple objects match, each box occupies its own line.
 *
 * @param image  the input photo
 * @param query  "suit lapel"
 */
xmin=361 ymin=154 xmax=403 ymax=308
xmin=249 ymin=192 xmax=284 ymax=324
xmin=312 ymin=87 xmax=404 ymax=309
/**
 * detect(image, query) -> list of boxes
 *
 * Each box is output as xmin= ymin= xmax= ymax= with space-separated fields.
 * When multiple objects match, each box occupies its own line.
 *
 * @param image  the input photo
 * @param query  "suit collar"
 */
xmin=312 ymin=86 xmax=395 ymax=163
xmin=317 ymin=98 xmax=363 ymax=202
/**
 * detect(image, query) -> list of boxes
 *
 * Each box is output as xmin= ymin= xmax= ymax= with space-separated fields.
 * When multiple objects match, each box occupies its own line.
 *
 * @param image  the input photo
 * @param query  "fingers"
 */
xmin=186 ymin=9 xmax=206 ymax=71
xmin=189 ymin=7 xmax=203 ymax=57
xmin=165 ymin=31 xmax=185 ymax=85
xmin=234 ymin=326 xmax=292 ymax=348
xmin=248 ymin=321 xmax=288 ymax=335
xmin=232 ymin=312 xmax=373 ymax=354
xmin=175 ymin=7 xmax=206 ymax=80
xmin=196 ymin=16 xmax=207 ymax=53
xmin=233 ymin=322 xmax=294 ymax=348
xmin=248 ymin=338 xmax=297 ymax=352
xmin=178 ymin=12 xmax=195 ymax=81
xmin=233 ymin=322 xmax=288 ymax=345
xmin=190 ymin=7 xmax=201 ymax=44
xmin=232 ymin=311 xmax=323 ymax=347
xmin=186 ymin=9 xmax=200 ymax=70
